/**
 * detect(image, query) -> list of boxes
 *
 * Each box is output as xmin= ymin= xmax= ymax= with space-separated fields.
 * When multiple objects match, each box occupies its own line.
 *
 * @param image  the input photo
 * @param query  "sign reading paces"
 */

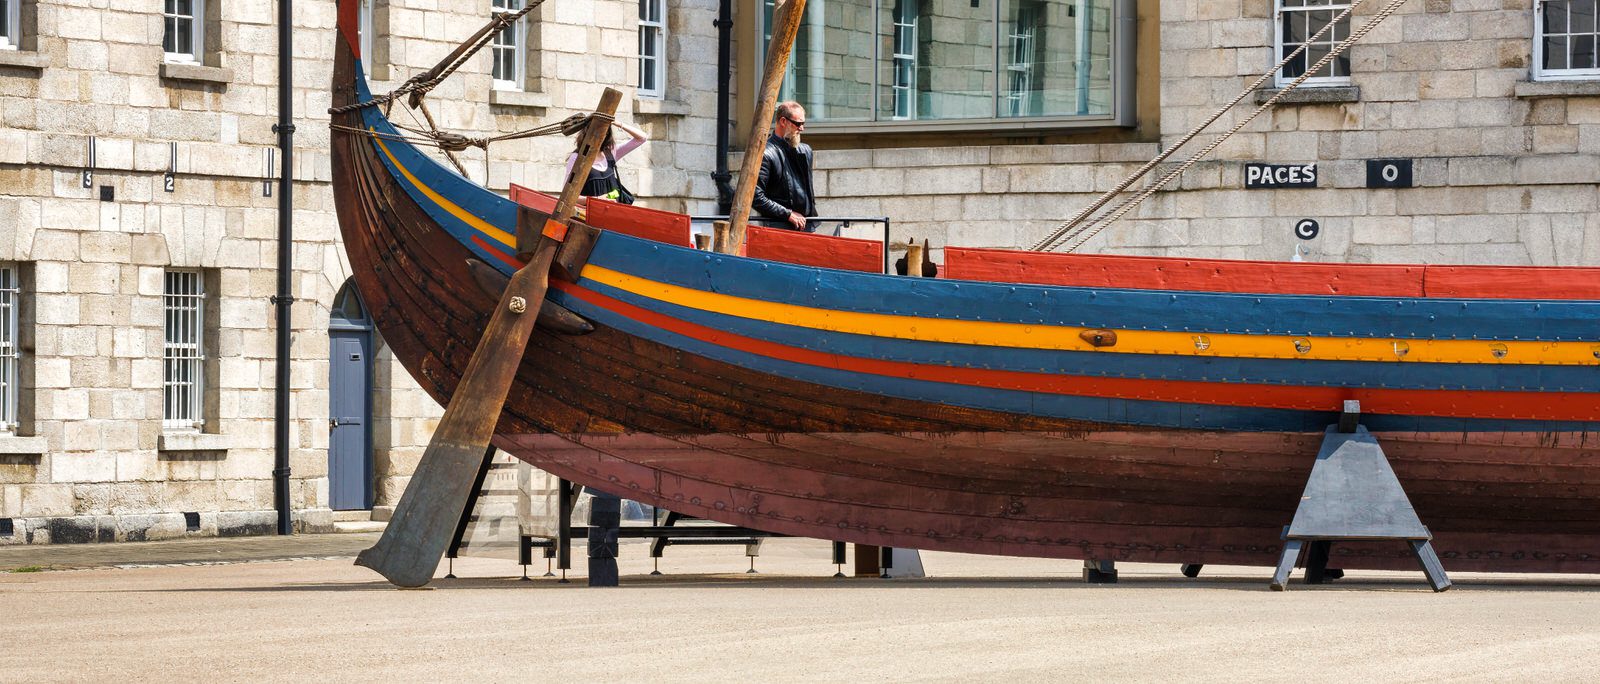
xmin=1244 ymin=163 xmax=1318 ymax=189
xmin=1366 ymin=159 xmax=1414 ymax=188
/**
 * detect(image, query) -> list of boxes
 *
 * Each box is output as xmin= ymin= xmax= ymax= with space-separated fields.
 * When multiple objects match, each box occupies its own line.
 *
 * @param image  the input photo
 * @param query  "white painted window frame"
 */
xmin=359 ymin=0 xmax=374 ymax=63
xmin=0 ymin=265 xmax=17 ymax=434
xmin=1535 ymin=0 xmax=1600 ymax=81
xmin=637 ymin=0 xmax=667 ymax=99
xmin=1274 ymin=0 xmax=1353 ymax=88
xmin=890 ymin=0 xmax=917 ymax=120
xmin=1 ymin=0 xmax=20 ymax=51
xmin=163 ymin=270 xmax=205 ymax=432
xmin=491 ymin=0 xmax=526 ymax=91
xmin=163 ymin=0 xmax=204 ymax=64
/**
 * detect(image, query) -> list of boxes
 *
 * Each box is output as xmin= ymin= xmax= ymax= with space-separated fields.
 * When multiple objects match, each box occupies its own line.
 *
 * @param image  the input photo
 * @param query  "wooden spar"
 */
xmin=720 ymin=0 xmax=807 ymax=255
xmin=356 ymin=87 xmax=623 ymax=588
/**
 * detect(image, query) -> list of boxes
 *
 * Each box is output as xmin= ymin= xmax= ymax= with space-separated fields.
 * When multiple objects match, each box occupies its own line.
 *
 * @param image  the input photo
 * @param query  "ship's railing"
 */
xmin=691 ymin=215 xmax=894 ymax=274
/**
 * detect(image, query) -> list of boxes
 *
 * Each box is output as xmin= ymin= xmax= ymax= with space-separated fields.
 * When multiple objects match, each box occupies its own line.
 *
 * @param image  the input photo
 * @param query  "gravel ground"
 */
xmin=3 ymin=537 xmax=1598 ymax=682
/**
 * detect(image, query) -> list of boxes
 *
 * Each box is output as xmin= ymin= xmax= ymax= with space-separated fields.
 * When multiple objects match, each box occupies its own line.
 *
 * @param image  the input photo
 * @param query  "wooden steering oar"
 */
xmin=357 ymin=87 xmax=623 ymax=587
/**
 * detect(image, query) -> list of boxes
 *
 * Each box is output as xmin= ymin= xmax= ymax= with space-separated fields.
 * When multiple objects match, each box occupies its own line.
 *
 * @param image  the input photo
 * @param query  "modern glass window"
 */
xmin=163 ymin=0 xmax=203 ymax=63
xmin=1537 ymin=0 xmax=1599 ymax=80
xmin=0 ymin=266 xmax=17 ymax=434
xmin=638 ymin=0 xmax=667 ymax=98
xmin=1275 ymin=0 xmax=1351 ymax=86
xmin=761 ymin=0 xmax=1130 ymax=129
xmin=163 ymin=270 xmax=205 ymax=431
xmin=1 ymin=0 xmax=19 ymax=51
xmin=491 ymin=0 xmax=526 ymax=90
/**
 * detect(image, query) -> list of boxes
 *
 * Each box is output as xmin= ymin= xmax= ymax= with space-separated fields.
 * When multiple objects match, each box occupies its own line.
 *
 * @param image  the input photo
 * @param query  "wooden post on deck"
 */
xmin=720 ymin=0 xmax=807 ymax=255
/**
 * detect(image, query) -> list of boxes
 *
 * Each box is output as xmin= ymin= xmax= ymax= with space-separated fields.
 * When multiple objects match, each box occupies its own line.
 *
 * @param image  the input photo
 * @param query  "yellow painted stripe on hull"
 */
xmin=370 ymin=130 xmax=516 ymax=248
xmin=583 ymin=264 xmax=1599 ymax=365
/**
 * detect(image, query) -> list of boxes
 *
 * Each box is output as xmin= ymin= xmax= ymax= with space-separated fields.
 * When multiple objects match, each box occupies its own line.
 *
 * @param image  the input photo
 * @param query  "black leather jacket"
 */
xmin=752 ymin=134 xmax=817 ymax=225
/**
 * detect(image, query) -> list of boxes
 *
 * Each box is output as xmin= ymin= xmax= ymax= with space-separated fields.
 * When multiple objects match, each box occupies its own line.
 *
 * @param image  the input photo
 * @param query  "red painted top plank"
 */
xmin=746 ymin=226 xmax=884 ymax=273
xmin=945 ymin=247 xmax=1600 ymax=299
xmin=585 ymin=198 xmax=694 ymax=247
xmin=508 ymin=184 xmax=561 ymax=214
xmin=944 ymin=247 xmax=1425 ymax=296
xmin=1422 ymin=266 xmax=1600 ymax=300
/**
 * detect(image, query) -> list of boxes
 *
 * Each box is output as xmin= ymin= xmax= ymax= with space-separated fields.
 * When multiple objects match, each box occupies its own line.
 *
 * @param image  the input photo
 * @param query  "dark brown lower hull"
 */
xmin=496 ymin=430 xmax=1600 ymax=573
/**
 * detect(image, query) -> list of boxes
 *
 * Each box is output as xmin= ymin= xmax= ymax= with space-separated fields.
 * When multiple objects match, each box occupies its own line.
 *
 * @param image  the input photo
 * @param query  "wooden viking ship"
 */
xmin=329 ymin=1 xmax=1600 ymax=584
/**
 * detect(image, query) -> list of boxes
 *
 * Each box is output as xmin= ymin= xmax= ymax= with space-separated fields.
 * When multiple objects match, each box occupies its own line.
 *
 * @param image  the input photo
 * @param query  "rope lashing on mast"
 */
xmin=1031 ymin=0 xmax=1410 ymax=253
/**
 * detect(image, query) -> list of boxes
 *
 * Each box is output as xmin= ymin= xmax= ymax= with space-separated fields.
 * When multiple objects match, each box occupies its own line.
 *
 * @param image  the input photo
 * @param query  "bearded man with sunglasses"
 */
xmin=752 ymin=101 xmax=818 ymax=231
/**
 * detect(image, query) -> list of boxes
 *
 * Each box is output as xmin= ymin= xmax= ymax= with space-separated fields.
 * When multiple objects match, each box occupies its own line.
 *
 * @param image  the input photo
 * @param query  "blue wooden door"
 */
xmin=329 ymin=331 xmax=372 ymax=510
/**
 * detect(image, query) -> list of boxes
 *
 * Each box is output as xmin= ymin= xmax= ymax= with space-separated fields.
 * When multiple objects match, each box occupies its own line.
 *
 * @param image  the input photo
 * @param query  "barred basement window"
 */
xmin=163 ymin=0 xmax=203 ymax=63
xmin=1537 ymin=0 xmax=1600 ymax=80
xmin=637 ymin=0 xmax=666 ymax=98
xmin=1 ymin=0 xmax=19 ymax=50
xmin=491 ymin=0 xmax=526 ymax=90
xmin=1276 ymin=0 xmax=1351 ymax=86
xmin=163 ymin=270 xmax=205 ymax=431
xmin=0 ymin=265 xmax=17 ymax=434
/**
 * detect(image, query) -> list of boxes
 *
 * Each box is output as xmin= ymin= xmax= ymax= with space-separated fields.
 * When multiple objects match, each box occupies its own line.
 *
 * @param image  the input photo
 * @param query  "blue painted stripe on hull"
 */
xmin=590 ymin=236 xmax=1600 ymax=342
xmin=550 ymin=284 xmax=1598 ymax=434
xmin=568 ymin=276 xmax=1600 ymax=393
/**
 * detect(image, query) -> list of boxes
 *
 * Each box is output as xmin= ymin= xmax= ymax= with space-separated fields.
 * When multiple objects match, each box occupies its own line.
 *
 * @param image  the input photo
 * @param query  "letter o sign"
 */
xmin=1366 ymin=159 xmax=1414 ymax=188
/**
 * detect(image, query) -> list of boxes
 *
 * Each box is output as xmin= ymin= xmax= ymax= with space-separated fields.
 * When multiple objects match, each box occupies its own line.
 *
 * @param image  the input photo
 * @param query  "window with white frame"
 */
xmin=163 ymin=271 xmax=205 ymax=431
xmin=638 ymin=0 xmax=666 ymax=98
xmin=491 ymin=0 xmax=526 ymax=90
xmin=163 ymin=0 xmax=203 ymax=63
xmin=890 ymin=0 xmax=918 ymax=120
xmin=1 ymin=0 xmax=20 ymax=51
xmin=359 ymin=0 xmax=374 ymax=62
xmin=0 ymin=266 xmax=17 ymax=434
xmin=1537 ymin=0 xmax=1599 ymax=80
xmin=1275 ymin=0 xmax=1351 ymax=86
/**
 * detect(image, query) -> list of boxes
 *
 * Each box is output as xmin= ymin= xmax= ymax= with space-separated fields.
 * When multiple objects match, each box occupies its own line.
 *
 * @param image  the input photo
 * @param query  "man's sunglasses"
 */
xmin=782 ymin=115 xmax=806 ymax=129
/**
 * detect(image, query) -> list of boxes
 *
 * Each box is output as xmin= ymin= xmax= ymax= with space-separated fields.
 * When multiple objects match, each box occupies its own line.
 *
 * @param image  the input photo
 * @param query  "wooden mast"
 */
xmin=720 ymin=0 xmax=807 ymax=255
xmin=357 ymin=88 xmax=623 ymax=588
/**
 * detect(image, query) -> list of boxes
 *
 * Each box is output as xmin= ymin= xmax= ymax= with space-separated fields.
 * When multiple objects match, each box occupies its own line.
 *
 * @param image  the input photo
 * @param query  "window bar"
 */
xmin=164 ymin=271 xmax=204 ymax=431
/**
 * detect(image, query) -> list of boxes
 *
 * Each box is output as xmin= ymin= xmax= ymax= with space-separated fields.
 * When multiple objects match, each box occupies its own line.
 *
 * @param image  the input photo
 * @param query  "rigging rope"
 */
xmin=328 ymin=0 xmax=548 ymax=116
xmin=1031 ymin=0 xmax=1408 ymax=253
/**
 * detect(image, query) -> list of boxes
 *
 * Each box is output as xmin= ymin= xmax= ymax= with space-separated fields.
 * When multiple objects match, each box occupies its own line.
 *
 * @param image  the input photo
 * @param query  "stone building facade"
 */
xmin=1 ymin=0 xmax=1596 ymax=545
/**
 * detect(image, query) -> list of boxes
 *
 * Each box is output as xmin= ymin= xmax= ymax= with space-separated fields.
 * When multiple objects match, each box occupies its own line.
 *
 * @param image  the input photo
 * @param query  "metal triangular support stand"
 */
xmin=1270 ymin=405 xmax=1450 ymax=592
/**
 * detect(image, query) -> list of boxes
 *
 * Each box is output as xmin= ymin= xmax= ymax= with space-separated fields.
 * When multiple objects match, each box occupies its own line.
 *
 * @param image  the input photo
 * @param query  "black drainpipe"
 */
xmin=712 ymin=0 xmax=734 ymax=214
xmin=271 ymin=0 xmax=296 ymax=535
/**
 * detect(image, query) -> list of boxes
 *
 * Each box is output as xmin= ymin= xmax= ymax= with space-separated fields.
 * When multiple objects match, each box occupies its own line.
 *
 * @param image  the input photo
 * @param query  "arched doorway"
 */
xmin=328 ymin=279 xmax=374 ymax=511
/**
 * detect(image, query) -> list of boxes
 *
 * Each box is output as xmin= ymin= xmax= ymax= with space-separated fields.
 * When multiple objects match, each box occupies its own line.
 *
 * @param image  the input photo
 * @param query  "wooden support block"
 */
xmin=553 ymin=220 xmax=601 ymax=282
xmin=1181 ymin=564 xmax=1204 ymax=578
xmin=694 ymin=233 xmax=711 ymax=251
xmin=712 ymin=220 xmax=730 ymax=254
xmin=854 ymin=544 xmax=880 ymax=577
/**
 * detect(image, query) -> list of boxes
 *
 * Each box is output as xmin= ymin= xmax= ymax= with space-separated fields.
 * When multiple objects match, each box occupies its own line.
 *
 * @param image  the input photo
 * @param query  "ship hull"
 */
xmin=328 ymin=0 xmax=1600 ymax=574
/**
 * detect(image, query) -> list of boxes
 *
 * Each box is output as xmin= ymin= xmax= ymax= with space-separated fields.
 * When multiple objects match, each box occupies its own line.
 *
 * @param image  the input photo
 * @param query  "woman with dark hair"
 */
xmin=565 ymin=120 xmax=647 ymax=204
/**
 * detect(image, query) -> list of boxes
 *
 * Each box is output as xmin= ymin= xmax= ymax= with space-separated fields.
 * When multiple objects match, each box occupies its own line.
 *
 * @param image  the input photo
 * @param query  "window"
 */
xmin=163 ymin=270 xmax=205 ymax=431
xmin=891 ymin=1 xmax=917 ymax=119
xmin=759 ymin=0 xmax=1132 ymax=130
xmin=1 ymin=0 xmax=19 ymax=50
xmin=1537 ymin=0 xmax=1599 ymax=80
xmin=0 ymin=266 xmax=16 ymax=434
xmin=359 ymin=0 xmax=374 ymax=63
xmin=163 ymin=0 xmax=203 ymax=63
xmin=491 ymin=0 xmax=526 ymax=90
xmin=638 ymin=0 xmax=666 ymax=98
xmin=1275 ymin=0 xmax=1351 ymax=86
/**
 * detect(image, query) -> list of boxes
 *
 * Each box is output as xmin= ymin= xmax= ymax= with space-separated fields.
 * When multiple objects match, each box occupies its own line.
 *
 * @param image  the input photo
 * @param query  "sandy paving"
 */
xmin=3 ymin=538 xmax=1599 ymax=682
